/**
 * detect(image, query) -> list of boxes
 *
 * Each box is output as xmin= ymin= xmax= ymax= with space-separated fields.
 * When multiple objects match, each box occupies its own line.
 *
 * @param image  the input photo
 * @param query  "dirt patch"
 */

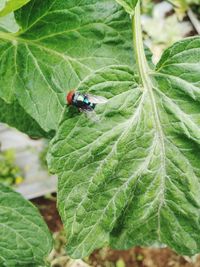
xmin=32 ymin=194 xmax=63 ymax=232
xmin=89 ymin=247 xmax=200 ymax=267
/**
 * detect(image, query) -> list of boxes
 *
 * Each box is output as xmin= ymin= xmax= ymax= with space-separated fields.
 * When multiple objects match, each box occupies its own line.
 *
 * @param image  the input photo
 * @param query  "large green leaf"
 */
xmin=48 ymin=26 xmax=200 ymax=260
xmin=0 ymin=184 xmax=53 ymax=266
xmin=0 ymin=0 xmax=133 ymax=132
xmin=115 ymin=0 xmax=139 ymax=14
xmin=0 ymin=0 xmax=31 ymax=17
xmin=0 ymin=98 xmax=50 ymax=138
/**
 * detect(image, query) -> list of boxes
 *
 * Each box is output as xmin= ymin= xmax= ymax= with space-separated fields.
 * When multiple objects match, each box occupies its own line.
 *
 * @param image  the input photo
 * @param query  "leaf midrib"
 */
xmin=132 ymin=1 xmax=166 ymax=239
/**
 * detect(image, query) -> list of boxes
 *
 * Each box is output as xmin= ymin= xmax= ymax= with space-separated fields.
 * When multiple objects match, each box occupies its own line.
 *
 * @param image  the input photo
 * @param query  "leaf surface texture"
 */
xmin=48 ymin=37 xmax=200 ymax=258
xmin=0 ymin=184 xmax=52 ymax=266
xmin=0 ymin=0 xmax=133 ymax=132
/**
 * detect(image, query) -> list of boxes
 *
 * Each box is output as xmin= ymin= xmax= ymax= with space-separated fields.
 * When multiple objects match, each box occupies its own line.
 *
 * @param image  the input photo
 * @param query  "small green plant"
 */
xmin=0 ymin=0 xmax=200 ymax=265
xmin=0 ymin=149 xmax=24 ymax=186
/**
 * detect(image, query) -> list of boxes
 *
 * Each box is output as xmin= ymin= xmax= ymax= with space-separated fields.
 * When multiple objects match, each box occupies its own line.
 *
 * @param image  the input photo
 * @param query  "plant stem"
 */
xmin=132 ymin=2 xmax=166 ymax=240
xmin=132 ymin=1 xmax=150 ymax=86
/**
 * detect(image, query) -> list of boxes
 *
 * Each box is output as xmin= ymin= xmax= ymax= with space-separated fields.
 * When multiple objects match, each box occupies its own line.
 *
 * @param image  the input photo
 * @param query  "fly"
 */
xmin=66 ymin=90 xmax=107 ymax=121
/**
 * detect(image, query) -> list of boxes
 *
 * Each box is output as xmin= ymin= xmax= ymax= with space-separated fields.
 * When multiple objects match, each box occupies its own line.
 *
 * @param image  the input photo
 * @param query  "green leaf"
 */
xmin=115 ymin=0 xmax=139 ymax=15
xmin=0 ymin=0 xmax=31 ymax=17
xmin=0 ymin=98 xmax=51 ymax=138
xmin=0 ymin=0 xmax=133 ymax=132
xmin=48 ymin=65 xmax=141 ymax=258
xmin=48 ymin=3 xmax=200 ymax=259
xmin=0 ymin=183 xmax=53 ymax=266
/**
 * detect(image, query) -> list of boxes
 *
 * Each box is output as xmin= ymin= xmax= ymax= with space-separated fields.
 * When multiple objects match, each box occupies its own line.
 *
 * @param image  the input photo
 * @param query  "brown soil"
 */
xmin=32 ymin=197 xmax=200 ymax=267
xmin=32 ymin=194 xmax=63 ymax=232
xmin=89 ymin=247 xmax=200 ymax=267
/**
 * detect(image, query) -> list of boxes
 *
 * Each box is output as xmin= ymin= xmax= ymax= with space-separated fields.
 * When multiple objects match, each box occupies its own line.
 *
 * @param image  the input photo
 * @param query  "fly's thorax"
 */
xmin=72 ymin=92 xmax=96 ymax=110
xmin=73 ymin=92 xmax=83 ymax=103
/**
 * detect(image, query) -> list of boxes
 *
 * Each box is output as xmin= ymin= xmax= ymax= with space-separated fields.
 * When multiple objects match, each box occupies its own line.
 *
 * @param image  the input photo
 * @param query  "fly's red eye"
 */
xmin=66 ymin=90 xmax=75 ymax=105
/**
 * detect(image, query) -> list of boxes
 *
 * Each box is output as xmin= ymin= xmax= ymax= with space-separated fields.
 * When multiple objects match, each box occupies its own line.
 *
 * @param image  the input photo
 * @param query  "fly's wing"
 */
xmin=87 ymin=94 xmax=108 ymax=104
xmin=80 ymin=108 xmax=100 ymax=123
